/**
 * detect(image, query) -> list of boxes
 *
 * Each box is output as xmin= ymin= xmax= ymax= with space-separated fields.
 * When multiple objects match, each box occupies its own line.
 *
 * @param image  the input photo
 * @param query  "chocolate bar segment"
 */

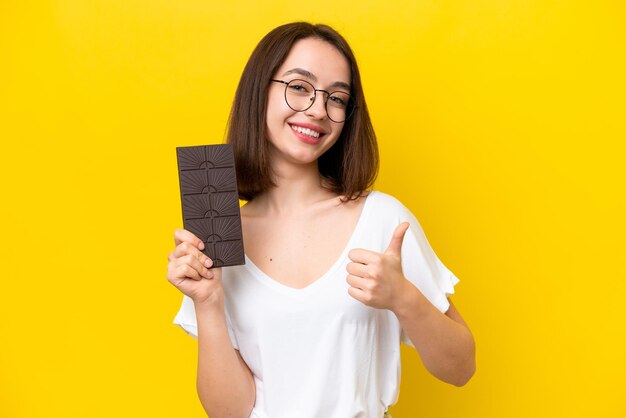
xmin=176 ymin=144 xmax=245 ymax=267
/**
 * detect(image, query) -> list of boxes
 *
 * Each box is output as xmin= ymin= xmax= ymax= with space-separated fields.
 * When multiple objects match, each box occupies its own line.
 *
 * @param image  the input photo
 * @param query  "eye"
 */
xmin=328 ymin=92 xmax=349 ymax=108
xmin=287 ymin=80 xmax=313 ymax=94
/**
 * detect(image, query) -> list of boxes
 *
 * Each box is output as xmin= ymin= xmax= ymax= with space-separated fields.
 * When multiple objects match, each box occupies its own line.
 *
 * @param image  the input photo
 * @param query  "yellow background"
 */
xmin=1 ymin=1 xmax=624 ymax=417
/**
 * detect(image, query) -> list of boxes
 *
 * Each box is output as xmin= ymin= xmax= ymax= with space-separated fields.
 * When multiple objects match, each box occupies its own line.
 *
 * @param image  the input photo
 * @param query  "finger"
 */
xmin=346 ymin=274 xmax=368 ymax=290
xmin=347 ymin=286 xmax=368 ymax=304
xmin=171 ymin=242 xmax=193 ymax=259
xmin=384 ymin=222 xmax=410 ymax=256
xmin=183 ymin=254 xmax=213 ymax=279
xmin=347 ymin=248 xmax=381 ymax=265
xmin=171 ymin=242 xmax=200 ymax=261
xmin=346 ymin=262 xmax=369 ymax=278
xmin=174 ymin=228 xmax=205 ymax=251
xmin=173 ymin=263 xmax=202 ymax=281
xmin=172 ymin=242 xmax=213 ymax=268
xmin=173 ymin=255 xmax=213 ymax=280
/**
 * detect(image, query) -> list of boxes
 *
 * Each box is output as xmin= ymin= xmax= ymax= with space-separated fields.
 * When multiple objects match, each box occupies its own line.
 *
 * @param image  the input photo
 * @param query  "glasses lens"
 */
xmin=326 ymin=91 xmax=351 ymax=123
xmin=285 ymin=79 xmax=315 ymax=111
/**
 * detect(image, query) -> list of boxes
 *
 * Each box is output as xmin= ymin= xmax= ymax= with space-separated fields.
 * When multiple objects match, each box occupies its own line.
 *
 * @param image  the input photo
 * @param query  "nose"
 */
xmin=304 ymin=91 xmax=327 ymax=120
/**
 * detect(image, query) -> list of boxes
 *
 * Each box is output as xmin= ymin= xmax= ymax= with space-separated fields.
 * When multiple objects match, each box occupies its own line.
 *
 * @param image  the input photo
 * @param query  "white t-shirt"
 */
xmin=173 ymin=191 xmax=459 ymax=418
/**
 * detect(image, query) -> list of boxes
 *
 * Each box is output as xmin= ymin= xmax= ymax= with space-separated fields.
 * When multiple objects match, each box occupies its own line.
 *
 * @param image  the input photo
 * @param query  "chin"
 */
xmin=288 ymin=151 xmax=322 ymax=165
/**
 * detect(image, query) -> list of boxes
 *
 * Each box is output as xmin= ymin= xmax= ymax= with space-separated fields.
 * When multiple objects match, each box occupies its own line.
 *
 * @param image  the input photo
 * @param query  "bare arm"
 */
xmin=393 ymin=285 xmax=476 ymax=386
xmin=346 ymin=222 xmax=475 ymax=387
xmin=167 ymin=229 xmax=255 ymax=417
xmin=195 ymin=301 xmax=255 ymax=418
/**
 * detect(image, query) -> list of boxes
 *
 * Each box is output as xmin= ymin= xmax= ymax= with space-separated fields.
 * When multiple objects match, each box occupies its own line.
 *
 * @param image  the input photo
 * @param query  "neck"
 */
xmin=254 ymin=157 xmax=336 ymax=215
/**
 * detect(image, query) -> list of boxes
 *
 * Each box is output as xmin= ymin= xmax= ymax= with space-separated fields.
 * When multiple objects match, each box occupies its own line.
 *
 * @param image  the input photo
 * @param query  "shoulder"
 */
xmin=366 ymin=190 xmax=413 ymax=219
xmin=358 ymin=191 xmax=422 ymax=246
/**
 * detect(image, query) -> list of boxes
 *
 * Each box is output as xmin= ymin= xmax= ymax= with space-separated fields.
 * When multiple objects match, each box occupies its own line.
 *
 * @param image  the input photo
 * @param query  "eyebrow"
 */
xmin=282 ymin=68 xmax=351 ymax=92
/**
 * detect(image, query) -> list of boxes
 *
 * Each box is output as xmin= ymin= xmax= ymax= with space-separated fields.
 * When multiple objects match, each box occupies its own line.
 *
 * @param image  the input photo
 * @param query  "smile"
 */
xmin=290 ymin=124 xmax=322 ymax=139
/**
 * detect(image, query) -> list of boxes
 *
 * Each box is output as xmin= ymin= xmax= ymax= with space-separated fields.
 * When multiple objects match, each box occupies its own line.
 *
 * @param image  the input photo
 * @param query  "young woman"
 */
xmin=168 ymin=22 xmax=475 ymax=418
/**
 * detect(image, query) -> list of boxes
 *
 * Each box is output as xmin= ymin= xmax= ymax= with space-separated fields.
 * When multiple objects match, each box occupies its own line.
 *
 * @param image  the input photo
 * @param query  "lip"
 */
xmin=289 ymin=122 xmax=327 ymax=134
xmin=288 ymin=122 xmax=327 ymax=145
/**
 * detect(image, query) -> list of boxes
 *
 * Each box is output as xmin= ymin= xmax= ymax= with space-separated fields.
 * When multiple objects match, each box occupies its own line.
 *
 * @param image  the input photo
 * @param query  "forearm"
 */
xmin=195 ymin=302 xmax=255 ymax=417
xmin=393 ymin=281 xmax=476 ymax=386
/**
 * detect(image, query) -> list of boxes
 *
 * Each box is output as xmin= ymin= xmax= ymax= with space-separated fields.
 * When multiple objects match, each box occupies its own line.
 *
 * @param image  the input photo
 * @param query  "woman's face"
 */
xmin=265 ymin=37 xmax=351 ymax=167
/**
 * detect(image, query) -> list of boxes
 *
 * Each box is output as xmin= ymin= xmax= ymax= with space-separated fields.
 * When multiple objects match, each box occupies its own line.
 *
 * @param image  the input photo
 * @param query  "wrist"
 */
xmin=193 ymin=294 xmax=225 ymax=316
xmin=391 ymin=279 xmax=431 ymax=320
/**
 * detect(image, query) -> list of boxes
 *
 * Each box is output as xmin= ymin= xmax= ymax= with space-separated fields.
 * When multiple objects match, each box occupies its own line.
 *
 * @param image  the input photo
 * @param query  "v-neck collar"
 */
xmin=243 ymin=191 xmax=376 ymax=297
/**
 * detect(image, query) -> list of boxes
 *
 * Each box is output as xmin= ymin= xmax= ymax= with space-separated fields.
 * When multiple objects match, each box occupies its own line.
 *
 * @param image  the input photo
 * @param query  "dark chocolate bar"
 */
xmin=176 ymin=144 xmax=245 ymax=267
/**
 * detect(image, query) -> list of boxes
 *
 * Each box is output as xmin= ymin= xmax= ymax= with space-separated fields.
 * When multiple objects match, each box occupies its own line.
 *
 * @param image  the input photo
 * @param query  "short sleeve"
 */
xmin=394 ymin=203 xmax=460 ymax=346
xmin=172 ymin=295 xmax=240 ymax=349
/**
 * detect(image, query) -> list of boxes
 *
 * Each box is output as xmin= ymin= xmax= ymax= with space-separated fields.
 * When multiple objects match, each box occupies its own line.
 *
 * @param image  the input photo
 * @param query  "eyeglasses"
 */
xmin=270 ymin=79 xmax=356 ymax=123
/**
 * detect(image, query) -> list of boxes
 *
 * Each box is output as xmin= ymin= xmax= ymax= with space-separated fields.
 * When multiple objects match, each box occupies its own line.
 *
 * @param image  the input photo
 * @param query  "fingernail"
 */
xmin=198 ymin=242 xmax=205 ymax=250
xmin=204 ymin=259 xmax=212 ymax=268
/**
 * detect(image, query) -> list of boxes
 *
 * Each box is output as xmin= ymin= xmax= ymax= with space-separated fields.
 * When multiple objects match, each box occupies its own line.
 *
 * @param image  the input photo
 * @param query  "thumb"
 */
xmin=385 ymin=222 xmax=410 ymax=256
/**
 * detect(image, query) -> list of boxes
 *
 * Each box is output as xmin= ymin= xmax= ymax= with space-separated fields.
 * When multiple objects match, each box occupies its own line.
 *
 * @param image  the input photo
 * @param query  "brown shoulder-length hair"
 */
xmin=227 ymin=22 xmax=378 ymax=202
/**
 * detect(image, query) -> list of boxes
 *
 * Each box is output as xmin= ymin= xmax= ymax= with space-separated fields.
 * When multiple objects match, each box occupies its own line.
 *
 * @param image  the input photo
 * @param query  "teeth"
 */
xmin=292 ymin=125 xmax=320 ymax=138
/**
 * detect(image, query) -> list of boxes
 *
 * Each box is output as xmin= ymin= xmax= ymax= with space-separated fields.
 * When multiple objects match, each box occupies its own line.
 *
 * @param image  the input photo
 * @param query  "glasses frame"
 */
xmin=270 ymin=79 xmax=356 ymax=123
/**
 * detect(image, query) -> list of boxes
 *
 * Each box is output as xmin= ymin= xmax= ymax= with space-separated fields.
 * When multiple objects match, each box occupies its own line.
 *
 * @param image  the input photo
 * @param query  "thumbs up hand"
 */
xmin=346 ymin=222 xmax=411 ymax=311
